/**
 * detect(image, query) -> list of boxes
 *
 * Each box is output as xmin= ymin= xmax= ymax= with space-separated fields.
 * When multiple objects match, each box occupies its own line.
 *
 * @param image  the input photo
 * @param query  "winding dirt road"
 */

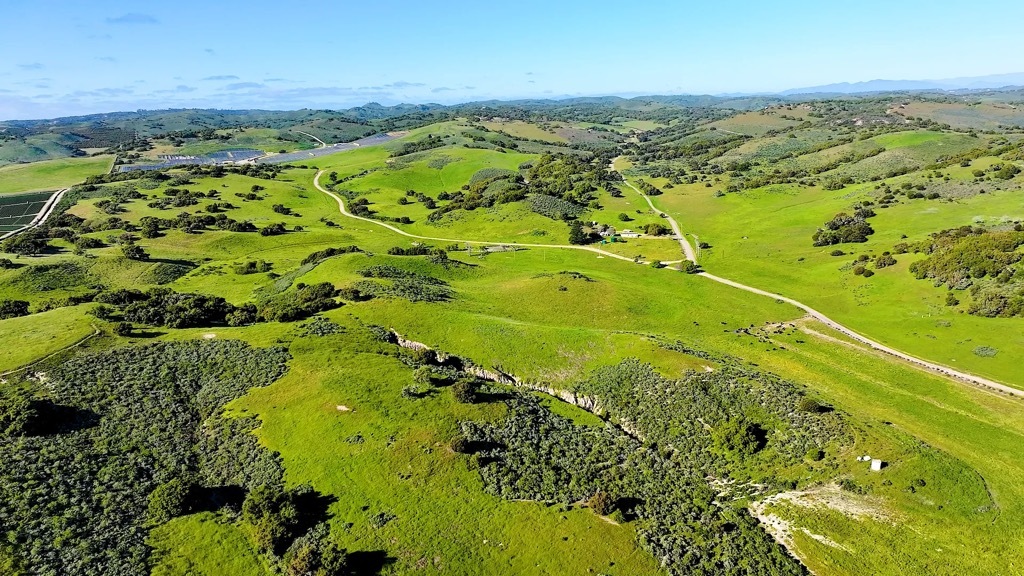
xmin=313 ymin=169 xmax=1021 ymax=397
xmin=620 ymin=177 xmax=697 ymax=262
xmin=314 ymin=171 xmax=643 ymax=263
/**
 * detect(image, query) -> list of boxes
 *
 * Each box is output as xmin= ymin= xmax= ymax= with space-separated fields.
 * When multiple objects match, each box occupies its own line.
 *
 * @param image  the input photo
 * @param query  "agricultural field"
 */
xmin=0 ymin=191 xmax=55 ymax=233
xmin=897 ymin=101 xmax=1024 ymax=131
xmin=1 ymin=95 xmax=1024 ymax=576
xmin=0 ymin=155 xmax=114 ymax=194
xmin=480 ymin=120 xmax=568 ymax=143
xmin=708 ymin=109 xmax=812 ymax=136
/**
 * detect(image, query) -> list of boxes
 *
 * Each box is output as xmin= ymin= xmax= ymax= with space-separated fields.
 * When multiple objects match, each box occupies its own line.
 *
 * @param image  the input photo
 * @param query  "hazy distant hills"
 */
xmin=780 ymin=72 xmax=1024 ymax=95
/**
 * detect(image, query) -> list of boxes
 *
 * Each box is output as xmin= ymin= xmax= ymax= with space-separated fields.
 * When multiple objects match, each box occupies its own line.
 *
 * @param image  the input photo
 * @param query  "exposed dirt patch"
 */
xmin=750 ymin=483 xmax=895 ymax=570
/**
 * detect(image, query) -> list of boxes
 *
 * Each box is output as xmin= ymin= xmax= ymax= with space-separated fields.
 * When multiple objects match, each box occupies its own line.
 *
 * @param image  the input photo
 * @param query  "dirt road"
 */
xmin=314 ymin=169 xmax=1021 ymax=397
xmin=313 ymin=171 xmax=640 ymax=263
xmin=614 ymin=164 xmax=1021 ymax=397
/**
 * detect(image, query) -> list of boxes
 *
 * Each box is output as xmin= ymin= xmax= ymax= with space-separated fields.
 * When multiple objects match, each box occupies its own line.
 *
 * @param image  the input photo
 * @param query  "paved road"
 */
xmin=314 ymin=167 xmax=1021 ymax=397
xmin=294 ymin=131 xmax=327 ymax=148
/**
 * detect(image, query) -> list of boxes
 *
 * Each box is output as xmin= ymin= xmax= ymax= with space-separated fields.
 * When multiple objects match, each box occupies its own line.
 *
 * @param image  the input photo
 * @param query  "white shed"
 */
xmin=870 ymin=459 xmax=884 ymax=471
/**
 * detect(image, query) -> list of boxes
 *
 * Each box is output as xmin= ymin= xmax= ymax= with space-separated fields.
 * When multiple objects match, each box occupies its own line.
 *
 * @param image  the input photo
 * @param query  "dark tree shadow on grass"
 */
xmin=292 ymin=487 xmax=337 ymax=536
xmin=615 ymin=497 xmax=645 ymax=522
xmin=124 ymin=329 xmax=166 ymax=339
xmin=348 ymin=550 xmax=397 ymax=575
xmin=474 ymin=389 xmax=515 ymax=404
xmin=147 ymin=257 xmax=198 ymax=268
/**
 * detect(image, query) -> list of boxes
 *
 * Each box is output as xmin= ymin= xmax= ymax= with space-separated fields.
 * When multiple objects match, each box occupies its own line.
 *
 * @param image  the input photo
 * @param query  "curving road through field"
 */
xmin=619 ymin=176 xmax=697 ymax=262
xmin=314 ymin=169 xmax=1021 ymax=397
xmin=314 ymin=171 xmax=645 ymax=263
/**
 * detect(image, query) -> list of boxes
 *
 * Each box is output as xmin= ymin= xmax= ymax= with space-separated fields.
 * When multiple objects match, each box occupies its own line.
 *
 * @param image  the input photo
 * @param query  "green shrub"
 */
xmin=973 ymin=346 xmax=998 ymax=357
xmin=0 ymin=387 xmax=34 ymax=436
xmin=452 ymin=379 xmax=478 ymax=404
xmin=643 ymin=223 xmax=670 ymax=236
xmin=812 ymin=212 xmax=874 ymax=246
xmin=874 ymin=254 xmax=897 ymax=268
xmin=796 ymin=397 xmax=822 ymax=413
xmin=680 ymin=261 xmax=702 ymax=274
xmin=528 ymin=194 xmax=586 ymax=220
xmin=839 ymin=478 xmax=866 ymax=494
xmin=588 ymin=490 xmax=615 ymax=515
xmin=451 ymin=436 xmax=472 ymax=454
xmin=300 ymin=245 xmax=361 ymax=266
xmin=146 ymin=478 xmax=191 ymax=525
xmin=0 ymin=341 xmax=290 ymax=574
xmin=234 ymin=260 xmax=272 ymax=275
xmin=713 ymin=419 xmax=765 ymax=457
xmin=283 ymin=523 xmax=348 ymax=576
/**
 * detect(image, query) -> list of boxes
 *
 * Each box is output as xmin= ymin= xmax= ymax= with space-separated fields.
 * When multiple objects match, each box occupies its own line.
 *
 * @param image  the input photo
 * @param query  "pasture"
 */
xmin=0 ymin=155 xmax=114 ymax=194
xmin=647 ymin=168 xmax=1024 ymax=387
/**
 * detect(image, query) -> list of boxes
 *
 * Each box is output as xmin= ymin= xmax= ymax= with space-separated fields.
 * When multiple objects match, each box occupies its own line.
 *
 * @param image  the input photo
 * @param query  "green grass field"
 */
xmin=642 ymin=169 xmax=1024 ymax=387
xmin=228 ymin=316 xmax=663 ymax=575
xmin=0 ymin=155 xmax=114 ymax=194
xmin=0 ymin=306 xmax=95 ymax=372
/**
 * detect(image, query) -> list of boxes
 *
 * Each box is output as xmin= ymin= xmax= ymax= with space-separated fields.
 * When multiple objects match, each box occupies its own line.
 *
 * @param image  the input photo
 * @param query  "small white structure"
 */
xmin=870 ymin=459 xmax=884 ymax=472
xmin=620 ymin=229 xmax=641 ymax=238
xmin=857 ymin=455 xmax=871 ymax=462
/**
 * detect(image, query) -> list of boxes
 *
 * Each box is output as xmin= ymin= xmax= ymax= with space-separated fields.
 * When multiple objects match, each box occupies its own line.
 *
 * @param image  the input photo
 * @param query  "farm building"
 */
xmin=620 ymin=229 xmax=641 ymax=238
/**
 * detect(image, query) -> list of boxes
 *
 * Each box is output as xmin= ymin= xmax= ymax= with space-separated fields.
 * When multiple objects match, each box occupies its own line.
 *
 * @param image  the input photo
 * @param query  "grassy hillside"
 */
xmin=0 ymin=155 xmax=114 ymax=193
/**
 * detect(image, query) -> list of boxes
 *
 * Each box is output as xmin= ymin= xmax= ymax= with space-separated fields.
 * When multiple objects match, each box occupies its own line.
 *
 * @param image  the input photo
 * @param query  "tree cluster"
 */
xmin=812 ymin=212 xmax=875 ymax=246
xmin=0 ymin=341 xmax=290 ymax=575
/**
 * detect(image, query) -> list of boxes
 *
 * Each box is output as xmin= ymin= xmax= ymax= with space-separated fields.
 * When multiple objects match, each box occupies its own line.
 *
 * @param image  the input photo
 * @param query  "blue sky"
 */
xmin=2 ymin=0 xmax=1022 ymax=119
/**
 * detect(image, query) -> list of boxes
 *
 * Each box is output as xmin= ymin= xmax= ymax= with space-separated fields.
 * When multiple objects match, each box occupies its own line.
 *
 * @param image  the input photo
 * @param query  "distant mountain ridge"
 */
xmin=780 ymin=72 xmax=1024 ymax=95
